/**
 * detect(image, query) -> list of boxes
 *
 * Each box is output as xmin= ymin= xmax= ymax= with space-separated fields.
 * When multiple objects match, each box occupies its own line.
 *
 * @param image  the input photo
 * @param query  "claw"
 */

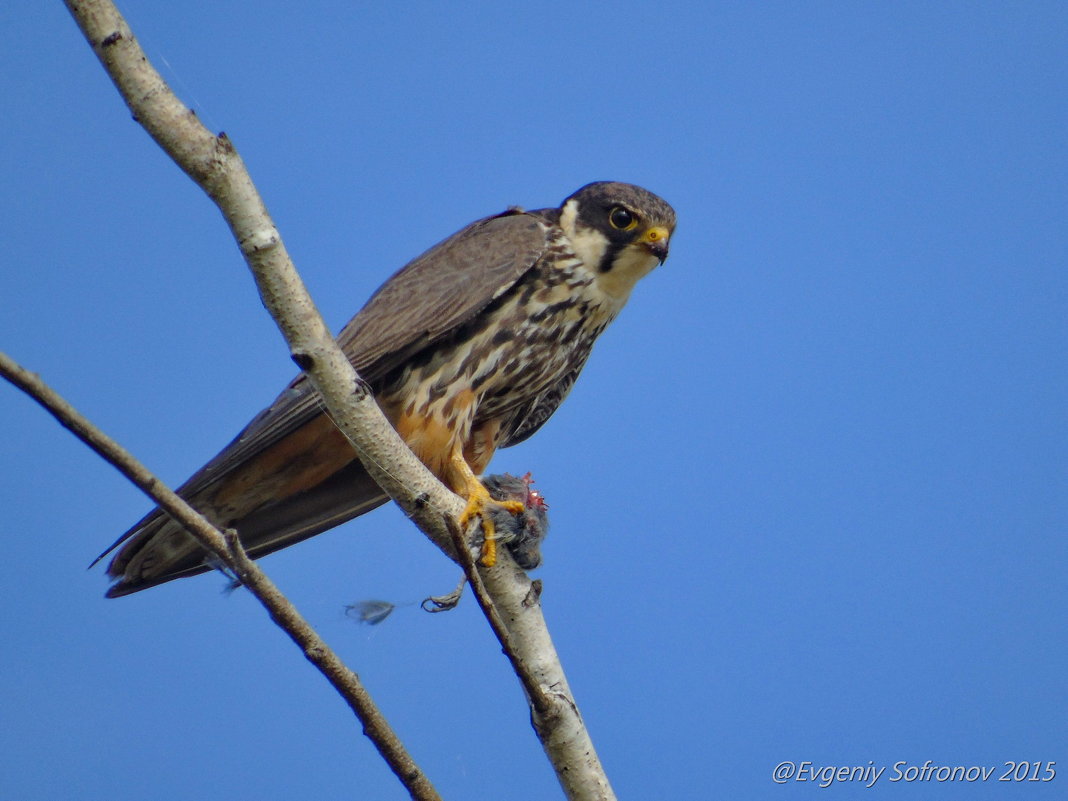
xmin=459 ymin=483 xmax=524 ymax=566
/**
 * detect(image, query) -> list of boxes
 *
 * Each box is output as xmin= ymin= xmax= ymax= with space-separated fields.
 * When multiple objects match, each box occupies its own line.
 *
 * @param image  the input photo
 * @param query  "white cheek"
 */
xmin=594 ymin=247 xmax=659 ymax=302
xmin=567 ymin=226 xmax=609 ymax=271
xmin=559 ymin=199 xmax=607 ymax=270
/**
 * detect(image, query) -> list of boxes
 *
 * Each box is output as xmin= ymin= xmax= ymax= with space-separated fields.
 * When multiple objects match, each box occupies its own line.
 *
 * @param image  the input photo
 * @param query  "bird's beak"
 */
xmin=640 ymin=226 xmax=671 ymax=264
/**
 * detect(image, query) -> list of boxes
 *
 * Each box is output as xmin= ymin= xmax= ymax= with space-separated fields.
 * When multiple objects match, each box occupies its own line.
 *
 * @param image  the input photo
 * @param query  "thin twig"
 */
xmin=0 ymin=352 xmax=441 ymax=801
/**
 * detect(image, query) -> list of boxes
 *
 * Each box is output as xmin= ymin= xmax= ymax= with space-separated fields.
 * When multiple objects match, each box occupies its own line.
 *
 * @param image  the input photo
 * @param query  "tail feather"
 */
xmin=103 ymin=460 xmax=388 ymax=597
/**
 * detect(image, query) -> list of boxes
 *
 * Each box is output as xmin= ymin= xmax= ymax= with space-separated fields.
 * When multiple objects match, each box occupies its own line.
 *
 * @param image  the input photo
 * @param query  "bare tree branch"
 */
xmin=446 ymin=516 xmax=553 ymax=717
xmin=0 ymin=352 xmax=441 ymax=801
xmin=60 ymin=1 xmax=616 ymax=798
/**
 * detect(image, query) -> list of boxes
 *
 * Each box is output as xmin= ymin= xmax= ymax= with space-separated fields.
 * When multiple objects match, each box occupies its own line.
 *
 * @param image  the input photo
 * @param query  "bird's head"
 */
xmin=558 ymin=181 xmax=677 ymax=300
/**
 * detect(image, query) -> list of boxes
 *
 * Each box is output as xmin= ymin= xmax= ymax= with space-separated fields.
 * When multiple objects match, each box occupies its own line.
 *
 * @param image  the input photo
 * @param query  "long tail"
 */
xmin=100 ymin=460 xmax=388 ymax=597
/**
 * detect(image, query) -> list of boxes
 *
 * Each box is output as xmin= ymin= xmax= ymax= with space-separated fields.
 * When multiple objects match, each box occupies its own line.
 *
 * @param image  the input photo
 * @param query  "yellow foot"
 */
xmin=459 ymin=483 xmax=525 ymax=566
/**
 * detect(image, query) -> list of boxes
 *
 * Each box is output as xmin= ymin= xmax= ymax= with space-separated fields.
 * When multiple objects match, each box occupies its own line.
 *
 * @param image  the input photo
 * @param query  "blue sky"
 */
xmin=2 ymin=2 xmax=1066 ymax=799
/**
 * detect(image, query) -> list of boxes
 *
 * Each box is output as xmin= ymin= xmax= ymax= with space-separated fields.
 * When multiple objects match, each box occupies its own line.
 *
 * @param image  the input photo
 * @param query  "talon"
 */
xmin=457 ymin=484 xmax=524 ymax=567
xmin=477 ymin=498 xmax=525 ymax=565
xmin=480 ymin=529 xmax=497 ymax=567
xmin=458 ymin=481 xmax=491 ymax=528
xmin=447 ymin=449 xmax=526 ymax=567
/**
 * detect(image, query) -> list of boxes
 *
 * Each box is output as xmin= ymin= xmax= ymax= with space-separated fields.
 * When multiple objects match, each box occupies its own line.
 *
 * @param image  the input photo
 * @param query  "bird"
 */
xmin=95 ymin=181 xmax=676 ymax=597
xmin=481 ymin=472 xmax=550 ymax=571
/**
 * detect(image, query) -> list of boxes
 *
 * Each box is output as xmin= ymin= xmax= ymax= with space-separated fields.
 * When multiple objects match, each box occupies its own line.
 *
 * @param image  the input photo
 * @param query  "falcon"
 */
xmin=96 ymin=182 xmax=676 ymax=596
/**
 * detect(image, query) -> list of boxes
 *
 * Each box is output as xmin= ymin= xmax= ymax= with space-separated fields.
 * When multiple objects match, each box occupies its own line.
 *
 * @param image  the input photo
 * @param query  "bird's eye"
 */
xmin=609 ymin=207 xmax=637 ymax=230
